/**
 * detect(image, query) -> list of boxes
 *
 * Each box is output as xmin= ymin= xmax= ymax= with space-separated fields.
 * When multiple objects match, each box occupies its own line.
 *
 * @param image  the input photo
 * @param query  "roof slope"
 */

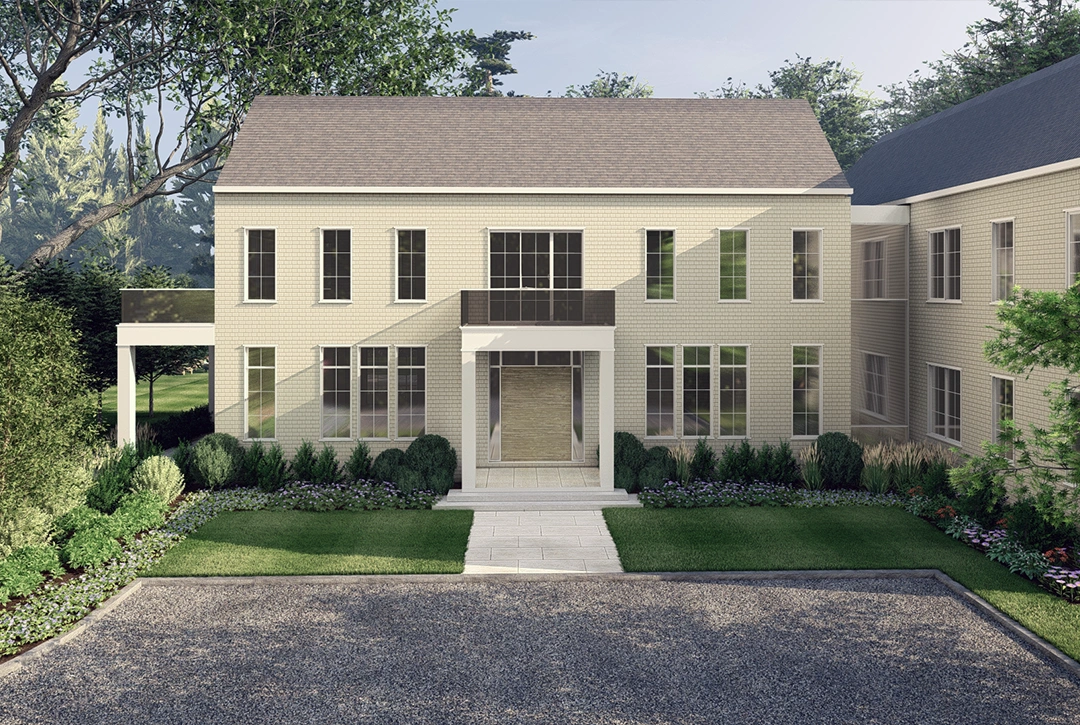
xmin=848 ymin=54 xmax=1080 ymax=205
xmin=217 ymin=96 xmax=848 ymax=191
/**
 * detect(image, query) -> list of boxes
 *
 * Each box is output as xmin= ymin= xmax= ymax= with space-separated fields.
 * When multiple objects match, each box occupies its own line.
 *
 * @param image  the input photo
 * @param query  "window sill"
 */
xmin=318 ymin=300 xmax=352 ymax=305
xmin=245 ymin=438 xmax=277 ymax=443
xmin=644 ymin=435 xmax=677 ymax=441
xmin=926 ymin=432 xmax=961 ymax=446
xmin=858 ymin=409 xmax=889 ymax=422
xmin=791 ymin=299 xmax=824 ymax=303
xmin=394 ymin=300 xmax=427 ymax=304
xmin=926 ymin=299 xmax=962 ymax=304
xmin=358 ymin=437 xmax=391 ymax=442
xmin=791 ymin=435 xmax=819 ymax=441
xmin=715 ymin=435 xmax=750 ymax=441
xmin=644 ymin=299 xmax=678 ymax=304
xmin=319 ymin=438 xmax=353 ymax=443
xmin=243 ymin=300 xmax=276 ymax=304
xmin=717 ymin=299 xmax=750 ymax=304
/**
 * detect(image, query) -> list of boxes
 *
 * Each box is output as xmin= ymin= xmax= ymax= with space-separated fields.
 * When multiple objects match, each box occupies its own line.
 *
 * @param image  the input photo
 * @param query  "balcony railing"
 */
xmin=121 ymin=289 xmax=214 ymax=324
xmin=461 ymin=289 xmax=614 ymax=326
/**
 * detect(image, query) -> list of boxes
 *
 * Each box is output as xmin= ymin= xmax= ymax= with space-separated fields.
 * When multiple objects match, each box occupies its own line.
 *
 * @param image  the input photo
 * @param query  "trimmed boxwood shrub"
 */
xmin=405 ymin=434 xmax=457 ymax=495
xmin=130 ymin=455 xmax=185 ymax=504
xmin=816 ymin=432 xmax=864 ymax=490
xmin=371 ymin=448 xmax=407 ymax=484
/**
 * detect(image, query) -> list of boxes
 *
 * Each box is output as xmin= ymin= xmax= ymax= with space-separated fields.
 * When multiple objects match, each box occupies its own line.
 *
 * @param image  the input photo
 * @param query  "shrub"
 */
xmin=671 ymin=442 xmax=692 ymax=485
xmin=0 ymin=545 xmax=64 ymax=602
xmin=345 ymin=441 xmax=372 ymax=481
xmin=949 ymin=456 xmax=1008 ymax=524
xmin=637 ymin=461 xmax=670 ymax=491
xmin=313 ymin=445 xmax=343 ymax=486
xmin=371 ymin=448 xmax=407 ymax=484
xmin=688 ymin=440 xmax=717 ymax=482
xmin=174 ymin=440 xmax=194 ymax=483
xmin=405 ymin=434 xmax=457 ymax=495
xmin=86 ymin=445 xmax=140 ymax=513
xmin=237 ymin=442 xmax=265 ymax=489
xmin=1005 ymin=487 xmax=1080 ymax=551
xmin=816 ymin=432 xmax=864 ymax=490
xmin=61 ymin=528 xmax=122 ymax=569
xmin=765 ymin=441 xmax=802 ymax=486
xmin=920 ymin=458 xmax=953 ymax=499
xmin=149 ymin=404 xmax=213 ymax=449
xmin=54 ymin=506 xmax=111 ymax=540
xmin=717 ymin=440 xmax=756 ymax=484
xmin=394 ymin=467 xmax=425 ymax=495
xmin=188 ymin=433 xmax=243 ymax=490
xmin=257 ymin=443 xmax=287 ymax=492
xmin=289 ymin=440 xmax=318 ymax=483
xmin=615 ymin=464 xmax=638 ymax=492
xmin=613 ymin=432 xmax=647 ymax=474
xmin=111 ymin=491 xmax=168 ymax=539
xmin=130 ymin=455 xmax=185 ymax=504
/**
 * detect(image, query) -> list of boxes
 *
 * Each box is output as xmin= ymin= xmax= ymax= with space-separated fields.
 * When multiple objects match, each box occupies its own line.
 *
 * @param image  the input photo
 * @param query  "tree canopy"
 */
xmin=458 ymin=30 xmax=534 ymax=96
xmin=563 ymin=70 xmax=653 ymax=98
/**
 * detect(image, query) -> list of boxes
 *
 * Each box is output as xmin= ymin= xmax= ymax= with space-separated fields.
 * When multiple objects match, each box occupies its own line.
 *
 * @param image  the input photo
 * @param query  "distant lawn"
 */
xmin=604 ymin=506 xmax=1080 ymax=663
xmin=147 ymin=509 xmax=473 ymax=576
xmin=101 ymin=371 xmax=208 ymax=429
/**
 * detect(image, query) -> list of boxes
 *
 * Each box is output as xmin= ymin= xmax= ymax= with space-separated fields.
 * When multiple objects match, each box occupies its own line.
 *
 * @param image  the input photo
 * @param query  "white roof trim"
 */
xmin=886 ymin=156 xmax=1080 ymax=204
xmin=214 ymin=185 xmax=853 ymax=196
xmin=851 ymin=205 xmax=910 ymax=226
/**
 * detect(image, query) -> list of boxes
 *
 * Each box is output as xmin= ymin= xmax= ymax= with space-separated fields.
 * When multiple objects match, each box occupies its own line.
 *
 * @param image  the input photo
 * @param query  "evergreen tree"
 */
xmin=459 ymin=30 xmax=534 ymax=96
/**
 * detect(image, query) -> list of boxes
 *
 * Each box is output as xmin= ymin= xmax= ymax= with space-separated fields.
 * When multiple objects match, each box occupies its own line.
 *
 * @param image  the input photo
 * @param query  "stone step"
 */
xmin=434 ymin=487 xmax=641 ymax=511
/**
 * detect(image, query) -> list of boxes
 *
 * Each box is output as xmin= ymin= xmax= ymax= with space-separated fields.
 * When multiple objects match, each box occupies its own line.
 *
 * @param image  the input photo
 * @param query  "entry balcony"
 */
xmin=460 ymin=289 xmax=615 ymax=327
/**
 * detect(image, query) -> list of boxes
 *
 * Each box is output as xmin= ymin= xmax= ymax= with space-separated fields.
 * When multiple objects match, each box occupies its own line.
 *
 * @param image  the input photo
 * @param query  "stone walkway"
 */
xmin=463 ymin=510 xmax=623 ymax=574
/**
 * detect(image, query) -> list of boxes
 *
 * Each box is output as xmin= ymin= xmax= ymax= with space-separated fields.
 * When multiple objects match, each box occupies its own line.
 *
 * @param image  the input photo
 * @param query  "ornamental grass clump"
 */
xmin=799 ymin=443 xmax=824 ymax=490
xmin=860 ymin=443 xmax=892 ymax=494
xmin=671 ymin=442 xmax=693 ymax=485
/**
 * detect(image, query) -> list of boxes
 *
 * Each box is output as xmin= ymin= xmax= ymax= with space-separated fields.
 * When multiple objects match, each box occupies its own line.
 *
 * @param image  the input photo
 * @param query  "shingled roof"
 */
xmin=848 ymin=53 xmax=1080 ymax=205
xmin=216 ymin=96 xmax=848 ymax=192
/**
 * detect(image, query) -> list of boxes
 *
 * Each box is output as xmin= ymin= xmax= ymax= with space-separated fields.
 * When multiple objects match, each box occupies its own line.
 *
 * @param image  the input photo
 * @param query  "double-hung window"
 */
xmin=646 ymin=230 xmax=675 ymax=300
xmin=863 ymin=353 xmax=887 ymax=418
xmin=992 ymin=221 xmax=1014 ymax=301
xmin=682 ymin=346 xmax=711 ymax=437
xmin=245 ymin=347 xmax=275 ymax=439
xmin=992 ymin=376 xmax=1014 ymax=458
xmin=358 ymin=347 xmax=389 ymax=439
xmin=792 ymin=230 xmax=821 ymax=300
xmin=397 ymin=346 xmax=425 ymax=439
xmin=1068 ymin=211 xmax=1080 ymax=285
xmin=322 ymin=229 xmax=351 ymax=301
xmin=717 ymin=346 xmax=748 ymax=437
xmin=929 ymin=228 xmax=961 ymax=301
xmin=246 ymin=229 xmax=276 ymax=301
xmin=646 ymin=346 xmax=675 ymax=437
xmin=862 ymin=240 xmax=885 ymax=299
xmin=718 ymin=230 xmax=747 ymax=301
xmin=397 ymin=229 xmax=426 ymax=301
xmin=793 ymin=346 xmax=821 ymax=436
xmin=928 ymin=364 xmax=961 ymax=444
xmin=321 ymin=347 xmax=351 ymax=439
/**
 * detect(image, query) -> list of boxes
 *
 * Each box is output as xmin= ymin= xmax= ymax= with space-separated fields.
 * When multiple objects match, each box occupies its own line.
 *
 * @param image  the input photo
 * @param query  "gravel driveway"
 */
xmin=1 ymin=574 xmax=1077 ymax=724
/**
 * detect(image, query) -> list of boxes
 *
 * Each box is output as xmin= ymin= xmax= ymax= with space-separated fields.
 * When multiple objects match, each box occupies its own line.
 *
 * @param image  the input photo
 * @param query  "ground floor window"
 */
xmin=246 ymin=347 xmax=275 ymax=439
xmin=793 ymin=346 xmax=821 ymax=437
xmin=717 ymin=346 xmax=747 ymax=437
xmin=397 ymin=346 xmax=426 ymax=439
xmin=646 ymin=346 xmax=675 ymax=437
xmin=992 ymin=375 xmax=1013 ymax=458
xmin=863 ymin=353 xmax=887 ymax=418
xmin=321 ymin=347 xmax=351 ymax=439
xmin=358 ymin=347 xmax=388 ymax=439
xmin=929 ymin=364 xmax=961 ymax=444
xmin=682 ymin=346 xmax=711 ymax=437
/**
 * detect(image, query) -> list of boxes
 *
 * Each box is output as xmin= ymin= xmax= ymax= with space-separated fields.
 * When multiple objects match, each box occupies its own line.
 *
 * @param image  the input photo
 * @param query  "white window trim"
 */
xmin=644 ymin=228 xmax=677 ymax=303
xmin=243 ymin=227 xmax=278 ymax=304
xmin=644 ymin=343 xmax=678 ymax=439
xmin=991 ymin=374 xmax=1015 ymax=460
xmin=859 ymin=351 xmax=889 ymax=421
xmin=318 ymin=227 xmax=353 ymax=304
xmin=717 ymin=227 xmax=750 ymax=303
xmin=357 ymin=345 xmax=390 ymax=441
xmin=681 ymin=343 xmax=713 ymax=439
xmin=791 ymin=228 xmax=824 ymax=303
xmin=862 ymin=239 xmax=887 ymax=300
xmin=243 ymin=345 xmax=277 ymax=441
xmin=791 ymin=343 xmax=823 ymax=440
xmin=716 ymin=343 xmax=750 ymax=440
xmin=1065 ymin=208 xmax=1080 ymax=287
xmin=394 ymin=343 xmax=427 ymax=442
xmin=990 ymin=218 xmax=1015 ymax=303
xmin=394 ymin=227 xmax=429 ymax=304
xmin=926 ymin=362 xmax=962 ymax=446
xmin=927 ymin=225 xmax=962 ymax=303
xmin=319 ymin=345 xmax=353 ymax=442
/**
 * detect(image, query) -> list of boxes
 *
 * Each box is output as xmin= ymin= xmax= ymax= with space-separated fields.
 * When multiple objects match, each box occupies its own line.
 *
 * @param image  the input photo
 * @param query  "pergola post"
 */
xmin=117 ymin=345 xmax=137 ymax=447
xmin=599 ymin=348 xmax=615 ymax=489
xmin=461 ymin=350 xmax=476 ymax=489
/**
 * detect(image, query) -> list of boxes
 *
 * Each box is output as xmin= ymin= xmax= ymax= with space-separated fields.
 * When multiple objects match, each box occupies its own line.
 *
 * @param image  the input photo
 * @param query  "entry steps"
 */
xmin=435 ymin=487 xmax=641 ymax=511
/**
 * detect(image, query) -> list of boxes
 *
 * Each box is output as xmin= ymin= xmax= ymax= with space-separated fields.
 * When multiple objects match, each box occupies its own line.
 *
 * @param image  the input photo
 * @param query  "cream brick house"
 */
xmin=133 ymin=97 xmax=851 ymax=490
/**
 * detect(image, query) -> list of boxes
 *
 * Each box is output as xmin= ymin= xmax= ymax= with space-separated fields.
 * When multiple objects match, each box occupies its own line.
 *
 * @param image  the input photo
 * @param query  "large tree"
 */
xmin=458 ymin=30 xmax=534 ymax=96
xmin=564 ymin=70 xmax=653 ymax=98
xmin=880 ymin=0 xmax=1080 ymax=132
xmin=700 ymin=55 xmax=880 ymax=170
xmin=1 ymin=0 xmax=469 ymax=268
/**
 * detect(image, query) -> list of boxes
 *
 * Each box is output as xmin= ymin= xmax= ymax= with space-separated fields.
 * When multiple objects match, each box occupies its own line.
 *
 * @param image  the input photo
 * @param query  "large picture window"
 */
xmin=358 ymin=347 xmax=388 ymax=439
xmin=646 ymin=230 xmax=675 ymax=300
xmin=646 ymin=346 xmax=675 ymax=437
xmin=792 ymin=230 xmax=821 ymax=300
xmin=793 ymin=346 xmax=821 ymax=436
xmin=992 ymin=221 xmax=1013 ymax=301
xmin=717 ymin=346 xmax=747 ymax=437
xmin=246 ymin=229 xmax=276 ymax=301
xmin=929 ymin=364 xmax=961 ymax=444
xmin=488 ymin=231 xmax=583 ymax=322
xmin=397 ymin=229 xmax=426 ymax=301
xmin=397 ymin=346 xmax=426 ymax=439
xmin=863 ymin=240 xmax=885 ymax=299
xmin=718 ymin=230 xmax=747 ymax=300
xmin=322 ymin=229 xmax=351 ymax=301
xmin=929 ymin=228 xmax=961 ymax=301
xmin=321 ymin=347 xmax=351 ymax=439
xmin=682 ymin=346 xmax=711 ymax=437
xmin=246 ymin=347 xmax=275 ymax=439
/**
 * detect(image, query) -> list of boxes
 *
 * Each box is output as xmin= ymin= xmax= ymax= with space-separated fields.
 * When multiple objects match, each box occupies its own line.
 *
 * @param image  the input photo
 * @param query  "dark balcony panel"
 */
xmin=122 ymin=289 xmax=214 ymax=323
xmin=460 ymin=289 xmax=614 ymax=326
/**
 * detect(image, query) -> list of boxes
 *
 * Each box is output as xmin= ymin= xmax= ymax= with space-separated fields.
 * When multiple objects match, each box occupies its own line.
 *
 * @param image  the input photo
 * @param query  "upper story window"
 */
xmin=322 ymin=229 xmax=351 ymax=302
xmin=646 ymin=230 xmax=675 ymax=300
xmin=718 ymin=229 xmax=747 ymax=301
xmin=992 ymin=221 xmax=1014 ymax=301
xmin=792 ymin=230 xmax=821 ymax=301
xmin=397 ymin=229 xmax=426 ymax=302
xmin=489 ymin=231 xmax=583 ymax=322
xmin=246 ymin=229 xmax=276 ymax=301
xmin=929 ymin=228 xmax=961 ymax=301
xmin=1068 ymin=211 xmax=1080 ymax=285
xmin=862 ymin=240 xmax=885 ymax=299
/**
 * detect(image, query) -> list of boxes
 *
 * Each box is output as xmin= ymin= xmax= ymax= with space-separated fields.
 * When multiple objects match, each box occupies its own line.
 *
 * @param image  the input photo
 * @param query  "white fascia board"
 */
xmin=886 ymin=156 xmax=1080 ymax=204
xmin=460 ymin=326 xmax=615 ymax=353
xmin=214 ymin=185 xmax=853 ymax=196
xmin=851 ymin=205 xmax=910 ymax=226
xmin=117 ymin=323 xmax=215 ymax=346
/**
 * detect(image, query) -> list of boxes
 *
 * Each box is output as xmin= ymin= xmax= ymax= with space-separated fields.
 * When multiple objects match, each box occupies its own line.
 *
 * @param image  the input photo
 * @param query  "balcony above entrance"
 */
xmin=460 ymin=289 xmax=615 ymax=327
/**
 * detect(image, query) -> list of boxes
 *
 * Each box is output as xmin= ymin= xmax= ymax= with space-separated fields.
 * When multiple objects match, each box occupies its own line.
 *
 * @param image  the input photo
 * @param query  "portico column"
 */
xmin=207 ymin=346 xmax=215 ymax=419
xmin=461 ymin=350 xmax=477 ymax=489
xmin=117 ymin=345 xmax=136 ymax=447
xmin=599 ymin=348 xmax=615 ymax=489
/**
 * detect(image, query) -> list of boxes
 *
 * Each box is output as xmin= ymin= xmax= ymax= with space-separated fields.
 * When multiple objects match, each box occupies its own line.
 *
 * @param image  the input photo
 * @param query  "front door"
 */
xmin=500 ymin=366 xmax=571 ymax=461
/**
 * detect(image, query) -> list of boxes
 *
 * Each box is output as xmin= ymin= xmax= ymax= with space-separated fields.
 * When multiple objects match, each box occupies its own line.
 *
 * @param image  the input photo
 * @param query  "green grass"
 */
xmin=100 ymin=371 xmax=209 ymax=429
xmin=147 ymin=509 xmax=473 ymax=576
xmin=604 ymin=506 xmax=1080 ymax=662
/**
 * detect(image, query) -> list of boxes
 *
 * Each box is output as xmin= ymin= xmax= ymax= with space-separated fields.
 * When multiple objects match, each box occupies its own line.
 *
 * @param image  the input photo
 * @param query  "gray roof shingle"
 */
xmin=848 ymin=53 xmax=1080 ymax=205
xmin=216 ymin=96 xmax=848 ymax=191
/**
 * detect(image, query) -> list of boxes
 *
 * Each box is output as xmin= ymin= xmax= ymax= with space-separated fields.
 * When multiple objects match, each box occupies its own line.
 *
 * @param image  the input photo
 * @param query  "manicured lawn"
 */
xmin=147 ymin=509 xmax=473 ymax=576
xmin=101 ymin=371 xmax=209 ymax=429
xmin=604 ymin=506 xmax=1080 ymax=662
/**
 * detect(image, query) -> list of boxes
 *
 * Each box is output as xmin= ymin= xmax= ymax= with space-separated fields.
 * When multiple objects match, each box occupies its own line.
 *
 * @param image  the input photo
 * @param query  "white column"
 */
xmin=599 ymin=349 xmax=615 ymax=489
xmin=461 ymin=350 xmax=477 ymax=489
xmin=117 ymin=345 xmax=137 ymax=447
xmin=207 ymin=345 xmax=215 ymax=420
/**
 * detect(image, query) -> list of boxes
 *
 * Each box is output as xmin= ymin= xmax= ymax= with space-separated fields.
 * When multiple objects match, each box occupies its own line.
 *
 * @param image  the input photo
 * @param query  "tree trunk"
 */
xmin=148 ymin=376 xmax=155 ymax=419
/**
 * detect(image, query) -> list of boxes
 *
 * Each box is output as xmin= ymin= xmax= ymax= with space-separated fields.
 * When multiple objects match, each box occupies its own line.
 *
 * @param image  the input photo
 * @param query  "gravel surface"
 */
xmin=1 ymin=576 xmax=1077 ymax=724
